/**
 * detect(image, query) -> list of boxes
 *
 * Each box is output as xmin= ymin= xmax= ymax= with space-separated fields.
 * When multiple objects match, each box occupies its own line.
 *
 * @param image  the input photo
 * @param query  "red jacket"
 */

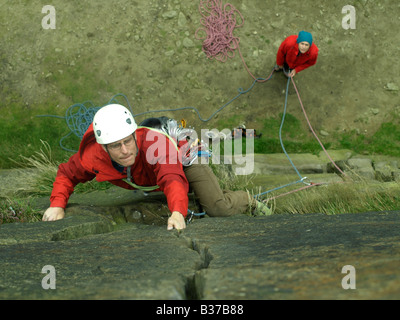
xmin=50 ymin=124 xmax=189 ymax=216
xmin=276 ymin=35 xmax=319 ymax=73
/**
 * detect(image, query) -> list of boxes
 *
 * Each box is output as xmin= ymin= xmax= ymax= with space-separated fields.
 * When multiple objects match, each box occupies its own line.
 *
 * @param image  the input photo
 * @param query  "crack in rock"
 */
xmin=179 ymin=235 xmax=213 ymax=300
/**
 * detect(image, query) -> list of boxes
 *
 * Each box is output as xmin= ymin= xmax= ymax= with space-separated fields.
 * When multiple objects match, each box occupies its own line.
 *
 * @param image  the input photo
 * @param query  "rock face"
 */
xmin=230 ymin=151 xmax=400 ymax=183
xmin=1 ymin=202 xmax=399 ymax=300
xmin=186 ymin=213 xmax=400 ymax=300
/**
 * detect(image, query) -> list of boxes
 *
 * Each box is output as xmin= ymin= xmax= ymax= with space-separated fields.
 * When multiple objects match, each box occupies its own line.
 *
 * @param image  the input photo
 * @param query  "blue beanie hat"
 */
xmin=297 ymin=31 xmax=313 ymax=46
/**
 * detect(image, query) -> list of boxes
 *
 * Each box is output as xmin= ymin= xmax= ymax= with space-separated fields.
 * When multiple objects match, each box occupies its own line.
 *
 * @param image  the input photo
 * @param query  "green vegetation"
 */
xmin=216 ymin=112 xmax=400 ymax=157
xmin=272 ymin=177 xmax=400 ymax=215
xmin=10 ymin=140 xmax=112 ymax=198
xmin=0 ymin=198 xmax=42 ymax=224
xmin=0 ymin=104 xmax=80 ymax=168
xmin=255 ymin=113 xmax=328 ymax=154
xmin=211 ymin=160 xmax=400 ymax=216
xmin=338 ymin=122 xmax=400 ymax=156
xmin=0 ymin=50 xmax=116 ymax=169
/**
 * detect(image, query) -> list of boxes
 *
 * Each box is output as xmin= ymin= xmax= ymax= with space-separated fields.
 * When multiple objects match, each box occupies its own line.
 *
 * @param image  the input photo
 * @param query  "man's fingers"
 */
xmin=167 ymin=218 xmax=175 ymax=230
xmin=167 ymin=218 xmax=186 ymax=231
xmin=42 ymin=207 xmax=65 ymax=221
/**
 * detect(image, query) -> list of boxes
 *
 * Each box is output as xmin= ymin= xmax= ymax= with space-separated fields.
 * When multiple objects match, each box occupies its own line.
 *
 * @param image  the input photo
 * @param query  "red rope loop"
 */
xmin=195 ymin=0 xmax=244 ymax=62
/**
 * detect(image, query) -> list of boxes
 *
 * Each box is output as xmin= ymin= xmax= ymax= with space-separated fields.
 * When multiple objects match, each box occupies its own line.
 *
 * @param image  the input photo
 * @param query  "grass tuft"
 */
xmin=11 ymin=140 xmax=111 ymax=198
xmin=0 ymin=198 xmax=42 ymax=224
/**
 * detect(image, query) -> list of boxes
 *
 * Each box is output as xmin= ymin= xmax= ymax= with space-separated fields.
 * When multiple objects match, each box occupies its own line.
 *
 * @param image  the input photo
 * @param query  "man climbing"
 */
xmin=42 ymin=104 xmax=271 ymax=230
xmin=275 ymin=30 xmax=319 ymax=78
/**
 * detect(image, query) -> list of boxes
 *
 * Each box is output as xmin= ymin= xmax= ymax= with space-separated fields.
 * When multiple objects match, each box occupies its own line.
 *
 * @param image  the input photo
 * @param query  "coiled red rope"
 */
xmin=195 ymin=0 xmax=271 ymax=82
xmin=195 ymin=0 xmax=244 ymax=63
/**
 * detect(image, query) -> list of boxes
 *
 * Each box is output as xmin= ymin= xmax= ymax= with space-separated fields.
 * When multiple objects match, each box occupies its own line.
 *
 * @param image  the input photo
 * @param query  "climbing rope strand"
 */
xmin=290 ymin=78 xmax=346 ymax=176
xmin=59 ymin=131 xmax=77 ymax=153
xmin=132 ymin=70 xmax=274 ymax=122
xmin=279 ymin=76 xmax=304 ymax=180
xmin=253 ymin=77 xmax=307 ymax=199
xmin=254 ymin=178 xmax=308 ymax=199
xmin=268 ymin=182 xmax=325 ymax=201
xmin=234 ymin=38 xmax=274 ymax=82
xmin=108 ymin=93 xmax=134 ymax=115
xmin=254 ymin=75 xmax=348 ymax=200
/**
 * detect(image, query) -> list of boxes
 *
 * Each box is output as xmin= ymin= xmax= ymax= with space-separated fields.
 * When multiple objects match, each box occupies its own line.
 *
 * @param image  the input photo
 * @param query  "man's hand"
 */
xmin=42 ymin=207 xmax=65 ymax=221
xmin=167 ymin=211 xmax=186 ymax=230
xmin=289 ymin=69 xmax=297 ymax=77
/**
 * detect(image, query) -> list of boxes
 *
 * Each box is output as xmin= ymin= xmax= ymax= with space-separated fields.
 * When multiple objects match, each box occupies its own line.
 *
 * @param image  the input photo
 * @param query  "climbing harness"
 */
xmin=125 ymin=119 xmax=209 ymax=221
xmin=120 ymin=118 xmax=210 ymax=191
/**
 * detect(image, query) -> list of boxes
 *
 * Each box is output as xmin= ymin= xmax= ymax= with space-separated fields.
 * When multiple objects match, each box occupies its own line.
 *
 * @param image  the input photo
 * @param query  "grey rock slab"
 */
xmin=31 ymin=186 xmax=166 ymax=210
xmin=1 ymin=207 xmax=399 ymax=300
xmin=0 ymin=223 xmax=201 ymax=299
xmin=184 ymin=212 xmax=400 ymax=299
xmin=0 ymin=213 xmax=114 ymax=244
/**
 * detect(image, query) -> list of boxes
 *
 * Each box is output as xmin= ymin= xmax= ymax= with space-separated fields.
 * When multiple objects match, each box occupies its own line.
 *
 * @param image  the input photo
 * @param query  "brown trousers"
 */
xmin=183 ymin=164 xmax=250 ymax=217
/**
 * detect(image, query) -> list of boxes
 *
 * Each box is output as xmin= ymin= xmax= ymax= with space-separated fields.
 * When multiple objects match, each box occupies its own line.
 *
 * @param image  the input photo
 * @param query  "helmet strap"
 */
xmin=104 ymin=133 xmax=139 ymax=180
xmin=126 ymin=165 xmax=132 ymax=182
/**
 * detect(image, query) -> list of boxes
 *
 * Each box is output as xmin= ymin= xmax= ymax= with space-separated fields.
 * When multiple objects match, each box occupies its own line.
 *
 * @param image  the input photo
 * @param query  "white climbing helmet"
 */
xmin=93 ymin=104 xmax=137 ymax=144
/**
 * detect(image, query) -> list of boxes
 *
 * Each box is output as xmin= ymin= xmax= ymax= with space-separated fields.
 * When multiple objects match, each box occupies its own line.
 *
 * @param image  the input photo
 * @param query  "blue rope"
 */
xmin=187 ymin=208 xmax=206 ymax=223
xmin=37 ymin=94 xmax=135 ymax=152
xmin=253 ymin=75 xmax=308 ymax=200
xmin=254 ymin=177 xmax=308 ymax=199
xmin=279 ymin=76 xmax=303 ymax=180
